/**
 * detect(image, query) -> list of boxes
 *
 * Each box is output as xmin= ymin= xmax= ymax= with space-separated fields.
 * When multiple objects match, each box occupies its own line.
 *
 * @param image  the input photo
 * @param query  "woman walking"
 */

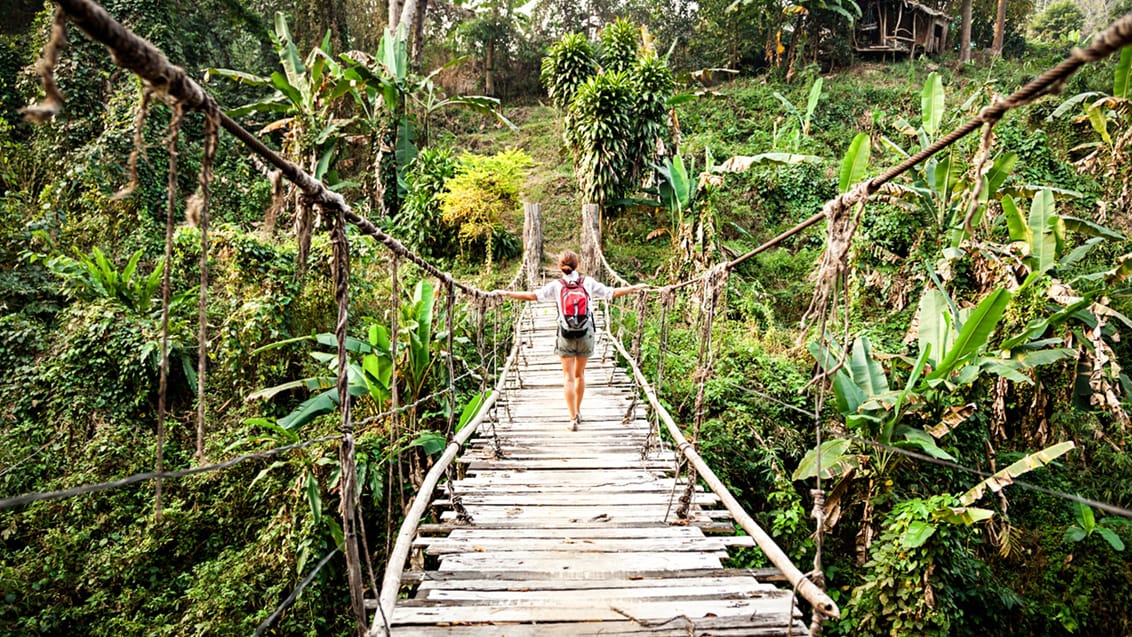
xmin=494 ymin=250 xmax=646 ymax=430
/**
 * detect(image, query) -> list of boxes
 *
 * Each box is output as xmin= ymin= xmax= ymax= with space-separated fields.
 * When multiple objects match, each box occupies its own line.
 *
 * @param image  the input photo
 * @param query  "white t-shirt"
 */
xmin=535 ymin=272 xmax=614 ymax=316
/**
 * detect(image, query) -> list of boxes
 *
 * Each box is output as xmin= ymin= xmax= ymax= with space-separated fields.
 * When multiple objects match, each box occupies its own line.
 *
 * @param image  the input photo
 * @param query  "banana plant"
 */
xmin=1001 ymin=189 xmax=1125 ymax=279
xmin=245 ymin=330 xmax=386 ymax=430
xmin=879 ymin=72 xmax=1021 ymax=248
xmin=337 ymin=29 xmax=516 ymax=208
xmin=771 ymin=76 xmax=823 ymax=151
xmin=803 ymin=280 xmax=1039 ymax=466
xmin=209 ymin=13 xmax=353 ymax=186
xmin=245 ymin=280 xmax=445 ymax=431
xmin=845 ymin=442 xmax=1080 ymax=548
xmin=1049 ymin=45 xmax=1132 ymax=161
xmin=399 ymin=280 xmax=437 ymax=406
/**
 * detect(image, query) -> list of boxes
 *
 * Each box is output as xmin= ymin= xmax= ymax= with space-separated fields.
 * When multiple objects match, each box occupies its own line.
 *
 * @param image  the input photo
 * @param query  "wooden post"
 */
xmin=522 ymin=202 xmax=543 ymax=288
xmin=580 ymin=203 xmax=601 ymax=276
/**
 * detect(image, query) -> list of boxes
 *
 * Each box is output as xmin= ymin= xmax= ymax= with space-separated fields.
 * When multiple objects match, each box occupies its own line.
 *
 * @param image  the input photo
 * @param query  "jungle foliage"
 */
xmin=1 ymin=1 xmax=1131 ymax=637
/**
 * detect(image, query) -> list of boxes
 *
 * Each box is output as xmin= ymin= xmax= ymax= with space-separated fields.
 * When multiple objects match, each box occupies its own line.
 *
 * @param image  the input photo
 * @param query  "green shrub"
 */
xmin=393 ymin=146 xmax=459 ymax=261
xmin=439 ymin=149 xmax=530 ymax=271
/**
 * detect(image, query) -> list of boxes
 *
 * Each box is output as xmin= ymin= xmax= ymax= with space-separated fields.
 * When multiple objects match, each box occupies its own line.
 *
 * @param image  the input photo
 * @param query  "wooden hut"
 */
xmin=854 ymin=0 xmax=951 ymax=56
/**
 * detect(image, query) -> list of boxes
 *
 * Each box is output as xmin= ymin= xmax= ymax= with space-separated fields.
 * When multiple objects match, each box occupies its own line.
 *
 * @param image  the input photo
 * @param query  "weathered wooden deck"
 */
xmin=383 ymin=302 xmax=809 ymax=636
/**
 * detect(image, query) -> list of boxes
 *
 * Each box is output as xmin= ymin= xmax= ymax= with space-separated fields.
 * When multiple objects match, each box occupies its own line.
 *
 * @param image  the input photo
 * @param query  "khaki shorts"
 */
xmin=555 ymin=325 xmax=595 ymax=358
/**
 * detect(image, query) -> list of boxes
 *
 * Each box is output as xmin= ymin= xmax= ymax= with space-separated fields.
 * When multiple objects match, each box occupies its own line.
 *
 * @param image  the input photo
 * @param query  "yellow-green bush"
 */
xmin=438 ymin=149 xmax=531 ymax=272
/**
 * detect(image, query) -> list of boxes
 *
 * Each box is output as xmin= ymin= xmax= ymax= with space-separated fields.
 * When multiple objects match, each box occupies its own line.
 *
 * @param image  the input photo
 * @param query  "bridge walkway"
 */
xmin=383 ymin=302 xmax=808 ymax=636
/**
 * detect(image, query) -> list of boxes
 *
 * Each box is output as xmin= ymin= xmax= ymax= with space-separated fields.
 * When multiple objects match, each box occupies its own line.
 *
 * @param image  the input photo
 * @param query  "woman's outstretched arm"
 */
xmin=611 ymin=284 xmax=648 ymax=299
xmin=495 ymin=290 xmax=538 ymax=301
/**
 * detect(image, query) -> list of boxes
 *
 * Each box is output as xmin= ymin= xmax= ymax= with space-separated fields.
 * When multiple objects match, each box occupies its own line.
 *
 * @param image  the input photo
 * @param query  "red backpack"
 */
xmin=558 ymin=276 xmax=591 ymax=337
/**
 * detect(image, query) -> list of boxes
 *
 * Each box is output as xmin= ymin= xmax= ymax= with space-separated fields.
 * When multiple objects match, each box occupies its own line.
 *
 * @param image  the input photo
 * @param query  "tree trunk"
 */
xmin=389 ymin=0 xmax=401 ymax=32
xmin=580 ymin=203 xmax=601 ymax=276
xmin=485 ymin=37 xmax=496 ymax=97
xmin=991 ymin=0 xmax=1007 ymax=57
xmin=959 ymin=0 xmax=972 ymax=63
xmin=523 ymin=202 xmax=543 ymax=289
xmin=398 ymin=0 xmax=418 ymax=40
xmin=411 ymin=0 xmax=428 ymax=70
xmin=321 ymin=0 xmax=344 ymax=50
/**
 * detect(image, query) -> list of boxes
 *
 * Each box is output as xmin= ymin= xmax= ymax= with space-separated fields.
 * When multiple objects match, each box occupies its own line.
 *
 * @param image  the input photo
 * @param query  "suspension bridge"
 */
xmin=370 ymin=301 xmax=829 ymax=635
xmin=12 ymin=1 xmax=1132 ymax=636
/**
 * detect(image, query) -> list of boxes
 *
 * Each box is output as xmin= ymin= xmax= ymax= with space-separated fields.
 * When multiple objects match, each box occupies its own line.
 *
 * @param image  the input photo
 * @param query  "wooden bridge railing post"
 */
xmin=580 ymin=203 xmax=601 ymax=276
xmin=522 ymin=202 xmax=542 ymax=289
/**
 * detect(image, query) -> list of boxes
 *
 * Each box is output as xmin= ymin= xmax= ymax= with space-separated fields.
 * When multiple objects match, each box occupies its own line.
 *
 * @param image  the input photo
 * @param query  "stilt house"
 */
xmin=854 ymin=0 xmax=951 ymax=56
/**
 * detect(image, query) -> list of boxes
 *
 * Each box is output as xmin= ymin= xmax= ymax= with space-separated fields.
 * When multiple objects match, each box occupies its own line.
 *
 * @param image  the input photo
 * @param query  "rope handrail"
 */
xmin=0 ymin=435 xmax=343 ymax=511
xmin=370 ymin=304 xmax=527 ymax=637
xmin=605 ymin=335 xmax=840 ymax=619
xmin=596 ymin=245 xmax=634 ymax=288
xmin=48 ymin=0 xmax=494 ymax=302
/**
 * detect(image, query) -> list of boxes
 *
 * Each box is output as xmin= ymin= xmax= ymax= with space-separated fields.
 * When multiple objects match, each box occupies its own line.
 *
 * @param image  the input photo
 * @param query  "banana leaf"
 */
xmin=838 ymin=133 xmax=870 ymax=194
xmin=959 ymin=441 xmax=1075 ymax=505
xmin=927 ymin=288 xmax=1012 ymax=381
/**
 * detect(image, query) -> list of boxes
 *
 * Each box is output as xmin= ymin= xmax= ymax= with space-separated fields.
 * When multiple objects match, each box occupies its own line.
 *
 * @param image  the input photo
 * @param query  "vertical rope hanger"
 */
xmin=20 ymin=8 xmax=66 ymax=124
xmin=193 ymin=105 xmax=220 ymax=463
xmin=676 ymin=266 xmax=728 ymax=520
xmin=154 ymin=100 xmax=183 ymax=523
xmin=443 ymin=282 xmax=458 ymax=438
xmin=475 ymin=297 xmax=503 ymax=459
xmin=623 ymin=292 xmax=650 ymax=425
xmin=644 ymin=289 xmax=675 ymax=459
xmin=442 ymin=281 xmax=473 ymax=525
xmin=329 ymin=205 xmax=367 ymax=635
xmin=804 ymin=270 xmax=853 ymax=635
xmin=385 ymin=254 xmax=404 ymax=559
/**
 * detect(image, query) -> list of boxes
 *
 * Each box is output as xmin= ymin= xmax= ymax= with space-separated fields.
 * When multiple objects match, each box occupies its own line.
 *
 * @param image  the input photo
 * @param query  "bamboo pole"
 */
xmin=370 ymin=308 xmax=525 ymax=636
xmin=607 ymin=335 xmax=841 ymax=619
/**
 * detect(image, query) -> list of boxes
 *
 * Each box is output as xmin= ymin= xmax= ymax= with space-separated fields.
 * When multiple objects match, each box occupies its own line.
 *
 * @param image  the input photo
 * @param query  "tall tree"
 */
xmin=991 ymin=0 xmax=1007 ymax=56
xmin=959 ymin=0 xmax=972 ymax=62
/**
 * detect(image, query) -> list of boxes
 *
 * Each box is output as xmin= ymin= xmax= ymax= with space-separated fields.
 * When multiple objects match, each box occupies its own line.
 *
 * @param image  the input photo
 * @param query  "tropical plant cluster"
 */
xmin=540 ymin=19 xmax=674 ymax=206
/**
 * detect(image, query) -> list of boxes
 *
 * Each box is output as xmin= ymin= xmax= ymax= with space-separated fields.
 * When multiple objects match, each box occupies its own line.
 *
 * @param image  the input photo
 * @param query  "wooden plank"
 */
xmin=440 ymin=481 xmax=694 ymax=493
xmin=416 ymin=537 xmax=748 ymax=554
xmin=435 ymin=551 xmax=727 ymax=572
xmin=417 ymin=582 xmax=784 ymax=602
xmin=401 ymin=567 xmax=787 ymax=585
xmin=415 ymin=575 xmax=776 ymax=594
xmin=439 ymin=527 xmax=708 ymax=539
xmin=390 ymin=598 xmax=799 ymax=624
xmin=387 ymin=622 xmax=806 ymax=637
xmin=437 ymin=508 xmax=719 ymax=524
xmin=431 ymin=493 xmax=717 ymax=506
xmin=462 ymin=460 xmax=675 ymax=470
xmin=417 ymin=532 xmax=756 ymax=548
xmin=415 ymin=521 xmax=738 ymax=534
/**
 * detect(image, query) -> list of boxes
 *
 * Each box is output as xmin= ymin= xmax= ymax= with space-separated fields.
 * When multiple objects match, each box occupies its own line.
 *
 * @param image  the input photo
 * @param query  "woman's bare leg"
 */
xmin=572 ymin=357 xmax=590 ymax=418
xmin=560 ymin=356 xmax=578 ymax=420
